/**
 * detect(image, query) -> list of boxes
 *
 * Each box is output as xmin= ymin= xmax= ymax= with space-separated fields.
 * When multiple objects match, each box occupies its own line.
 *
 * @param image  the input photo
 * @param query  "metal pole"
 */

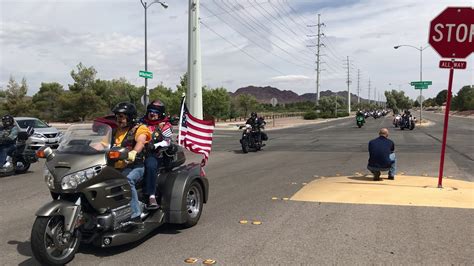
xmin=347 ymin=56 xmax=350 ymax=114
xmin=187 ymin=0 xmax=203 ymax=119
xmin=438 ymin=61 xmax=455 ymax=188
xmin=144 ymin=4 xmax=149 ymax=107
xmin=419 ymin=47 xmax=423 ymax=125
xmin=315 ymin=14 xmax=321 ymax=106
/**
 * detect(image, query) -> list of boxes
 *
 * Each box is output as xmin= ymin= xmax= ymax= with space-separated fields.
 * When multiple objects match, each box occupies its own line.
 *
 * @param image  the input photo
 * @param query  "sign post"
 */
xmin=270 ymin=97 xmax=278 ymax=127
xmin=428 ymin=6 xmax=473 ymax=188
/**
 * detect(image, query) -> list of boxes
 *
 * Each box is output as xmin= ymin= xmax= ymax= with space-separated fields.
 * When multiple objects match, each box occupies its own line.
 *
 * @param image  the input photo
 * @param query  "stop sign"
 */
xmin=429 ymin=7 xmax=474 ymax=59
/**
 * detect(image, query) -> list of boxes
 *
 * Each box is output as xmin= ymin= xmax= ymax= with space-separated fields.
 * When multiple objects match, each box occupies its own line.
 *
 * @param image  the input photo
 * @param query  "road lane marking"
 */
xmin=184 ymin=258 xmax=199 ymax=264
xmin=291 ymin=175 xmax=474 ymax=209
xmin=203 ymin=259 xmax=217 ymax=265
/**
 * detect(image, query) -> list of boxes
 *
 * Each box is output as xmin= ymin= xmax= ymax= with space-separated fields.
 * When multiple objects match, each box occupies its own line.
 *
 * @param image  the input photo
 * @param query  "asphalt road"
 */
xmin=0 ymin=111 xmax=472 ymax=265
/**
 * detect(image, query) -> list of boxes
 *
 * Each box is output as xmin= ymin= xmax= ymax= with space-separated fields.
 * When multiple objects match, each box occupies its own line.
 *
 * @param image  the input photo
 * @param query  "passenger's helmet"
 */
xmin=147 ymin=99 xmax=166 ymax=120
xmin=1 ymin=115 xmax=14 ymax=128
xmin=112 ymin=102 xmax=137 ymax=126
xmin=250 ymin=112 xmax=257 ymax=118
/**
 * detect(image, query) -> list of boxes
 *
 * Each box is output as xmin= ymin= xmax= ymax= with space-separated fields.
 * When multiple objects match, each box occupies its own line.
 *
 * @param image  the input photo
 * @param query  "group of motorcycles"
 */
xmin=393 ymin=113 xmax=416 ymax=130
xmin=355 ymin=109 xmax=389 ymax=128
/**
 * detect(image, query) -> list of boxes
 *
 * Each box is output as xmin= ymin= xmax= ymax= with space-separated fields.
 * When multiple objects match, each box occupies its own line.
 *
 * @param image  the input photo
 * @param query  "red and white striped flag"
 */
xmin=177 ymin=98 xmax=215 ymax=170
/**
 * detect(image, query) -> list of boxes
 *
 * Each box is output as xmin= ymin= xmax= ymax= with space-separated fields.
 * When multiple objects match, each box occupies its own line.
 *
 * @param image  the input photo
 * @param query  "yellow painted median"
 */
xmin=291 ymin=175 xmax=474 ymax=209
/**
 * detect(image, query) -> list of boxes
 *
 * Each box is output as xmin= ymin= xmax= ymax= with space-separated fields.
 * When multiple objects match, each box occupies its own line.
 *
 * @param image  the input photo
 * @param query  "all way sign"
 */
xmin=439 ymin=60 xmax=467 ymax=69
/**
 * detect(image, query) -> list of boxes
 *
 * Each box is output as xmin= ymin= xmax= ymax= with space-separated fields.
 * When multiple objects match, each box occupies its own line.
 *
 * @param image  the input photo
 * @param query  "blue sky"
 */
xmin=0 ymin=0 xmax=473 ymax=101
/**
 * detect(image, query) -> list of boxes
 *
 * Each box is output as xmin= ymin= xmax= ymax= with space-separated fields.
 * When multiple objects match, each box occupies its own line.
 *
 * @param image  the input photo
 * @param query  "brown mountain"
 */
xmin=232 ymin=86 xmax=368 ymax=104
xmin=231 ymin=86 xmax=303 ymax=104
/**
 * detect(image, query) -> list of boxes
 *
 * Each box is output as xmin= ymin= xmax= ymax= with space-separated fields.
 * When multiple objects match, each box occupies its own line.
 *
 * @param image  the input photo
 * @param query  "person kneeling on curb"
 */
xmin=367 ymin=128 xmax=396 ymax=181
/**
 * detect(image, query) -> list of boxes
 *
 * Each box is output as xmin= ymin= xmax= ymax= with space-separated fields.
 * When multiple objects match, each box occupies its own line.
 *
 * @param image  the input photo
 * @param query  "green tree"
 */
xmin=236 ymin=93 xmax=259 ymax=118
xmin=435 ymin=90 xmax=448 ymax=106
xmin=32 ymin=82 xmax=65 ymax=121
xmin=384 ymin=90 xmax=413 ymax=113
xmin=452 ymin=85 xmax=474 ymax=111
xmin=203 ymin=87 xmax=231 ymax=119
xmin=65 ymin=63 xmax=106 ymax=121
xmin=69 ymin=62 xmax=97 ymax=93
xmin=4 ymin=76 xmax=30 ymax=116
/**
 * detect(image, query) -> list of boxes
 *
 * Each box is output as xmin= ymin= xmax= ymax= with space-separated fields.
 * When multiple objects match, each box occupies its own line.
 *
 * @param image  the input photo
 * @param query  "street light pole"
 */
xmin=394 ymin=44 xmax=429 ymax=124
xmin=140 ymin=0 xmax=168 ymax=107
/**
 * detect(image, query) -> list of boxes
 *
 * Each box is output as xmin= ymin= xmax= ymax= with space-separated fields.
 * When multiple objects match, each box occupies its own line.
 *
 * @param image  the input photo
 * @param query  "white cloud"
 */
xmin=0 ymin=0 xmax=473 ymax=100
xmin=271 ymin=75 xmax=311 ymax=82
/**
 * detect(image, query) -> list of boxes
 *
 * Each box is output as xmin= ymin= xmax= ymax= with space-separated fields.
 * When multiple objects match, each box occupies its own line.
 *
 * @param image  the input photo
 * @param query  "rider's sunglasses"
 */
xmin=148 ymin=110 xmax=160 ymax=115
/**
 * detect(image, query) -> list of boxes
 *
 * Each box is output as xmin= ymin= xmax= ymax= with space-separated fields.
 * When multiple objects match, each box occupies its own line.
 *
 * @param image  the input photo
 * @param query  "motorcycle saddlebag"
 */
xmin=261 ymin=132 xmax=268 ymax=141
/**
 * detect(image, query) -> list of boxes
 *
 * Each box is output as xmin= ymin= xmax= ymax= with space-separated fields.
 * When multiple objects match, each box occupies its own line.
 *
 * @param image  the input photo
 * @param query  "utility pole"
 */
xmin=307 ymin=14 xmax=324 ymax=106
xmin=368 ymin=78 xmax=371 ymax=105
xmin=345 ymin=56 xmax=351 ymax=114
xmin=374 ymin=87 xmax=377 ymax=106
xmin=187 ymin=0 xmax=203 ymax=119
xmin=357 ymin=69 xmax=360 ymax=104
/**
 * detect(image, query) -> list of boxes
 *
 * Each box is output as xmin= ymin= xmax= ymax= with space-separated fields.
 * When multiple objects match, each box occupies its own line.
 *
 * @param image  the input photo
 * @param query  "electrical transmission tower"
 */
xmin=307 ymin=14 xmax=325 ymax=106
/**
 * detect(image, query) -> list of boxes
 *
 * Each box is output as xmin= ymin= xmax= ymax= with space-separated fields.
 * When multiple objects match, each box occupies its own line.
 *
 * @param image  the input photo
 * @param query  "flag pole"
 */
xmin=177 ymin=93 xmax=186 ymax=146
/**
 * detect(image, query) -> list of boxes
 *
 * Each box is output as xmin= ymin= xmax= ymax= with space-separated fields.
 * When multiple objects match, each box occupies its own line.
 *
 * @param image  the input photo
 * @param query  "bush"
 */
xmin=337 ymin=112 xmax=349 ymax=117
xmin=303 ymin=111 xmax=318 ymax=120
xmin=319 ymin=112 xmax=334 ymax=119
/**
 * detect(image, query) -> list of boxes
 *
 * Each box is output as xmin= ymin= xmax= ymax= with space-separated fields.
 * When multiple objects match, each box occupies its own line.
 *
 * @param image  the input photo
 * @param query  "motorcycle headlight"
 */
xmin=44 ymin=167 xmax=55 ymax=189
xmin=61 ymin=165 xmax=105 ymax=190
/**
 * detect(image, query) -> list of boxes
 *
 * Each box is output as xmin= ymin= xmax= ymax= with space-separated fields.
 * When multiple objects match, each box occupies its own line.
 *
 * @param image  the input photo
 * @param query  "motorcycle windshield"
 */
xmin=56 ymin=123 xmax=112 ymax=155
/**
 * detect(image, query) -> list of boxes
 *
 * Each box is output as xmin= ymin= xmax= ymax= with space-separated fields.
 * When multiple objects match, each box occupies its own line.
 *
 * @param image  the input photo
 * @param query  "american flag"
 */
xmin=177 ymin=99 xmax=215 ymax=167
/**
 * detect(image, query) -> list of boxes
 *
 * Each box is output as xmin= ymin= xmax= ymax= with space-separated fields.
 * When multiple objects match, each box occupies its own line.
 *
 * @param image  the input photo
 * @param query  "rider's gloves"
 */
xmin=128 ymin=150 xmax=137 ymax=162
xmin=154 ymin=140 xmax=169 ymax=148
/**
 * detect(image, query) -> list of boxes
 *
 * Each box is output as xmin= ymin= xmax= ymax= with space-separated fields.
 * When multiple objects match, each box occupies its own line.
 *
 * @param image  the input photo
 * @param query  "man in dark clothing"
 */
xmin=367 ymin=128 xmax=396 ymax=181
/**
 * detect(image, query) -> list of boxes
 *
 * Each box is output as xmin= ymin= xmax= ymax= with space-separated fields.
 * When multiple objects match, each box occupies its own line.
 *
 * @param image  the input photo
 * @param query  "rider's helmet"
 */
xmin=250 ymin=112 xmax=257 ymax=118
xmin=112 ymin=102 xmax=137 ymax=126
xmin=146 ymin=99 xmax=166 ymax=120
xmin=1 ymin=114 xmax=14 ymax=128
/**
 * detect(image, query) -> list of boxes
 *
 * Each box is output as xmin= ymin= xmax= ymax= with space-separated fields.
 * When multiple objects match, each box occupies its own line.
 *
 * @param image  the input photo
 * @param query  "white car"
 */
xmin=14 ymin=117 xmax=62 ymax=150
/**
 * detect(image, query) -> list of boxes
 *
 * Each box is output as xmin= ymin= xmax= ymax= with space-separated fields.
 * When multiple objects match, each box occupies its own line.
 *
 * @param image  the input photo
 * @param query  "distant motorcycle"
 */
xmin=400 ymin=115 xmax=415 ymax=130
xmin=356 ymin=114 xmax=365 ymax=128
xmin=0 ymin=126 xmax=37 ymax=175
xmin=239 ymin=124 xmax=267 ymax=153
xmin=393 ymin=114 xmax=402 ymax=128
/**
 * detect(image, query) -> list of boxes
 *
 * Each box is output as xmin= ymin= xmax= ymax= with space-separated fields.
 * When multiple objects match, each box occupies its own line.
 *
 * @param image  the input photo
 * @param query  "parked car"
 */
xmin=14 ymin=117 xmax=62 ymax=150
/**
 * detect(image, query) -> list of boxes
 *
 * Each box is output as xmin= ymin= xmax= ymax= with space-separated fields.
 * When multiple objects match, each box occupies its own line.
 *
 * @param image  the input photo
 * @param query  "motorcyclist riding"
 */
xmin=246 ymin=112 xmax=266 ymax=142
xmin=0 ymin=115 xmax=18 ymax=169
xmin=111 ymin=102 xmax=151 ymax=224
xmin=139 ymin=99 xmax=173 ymax=210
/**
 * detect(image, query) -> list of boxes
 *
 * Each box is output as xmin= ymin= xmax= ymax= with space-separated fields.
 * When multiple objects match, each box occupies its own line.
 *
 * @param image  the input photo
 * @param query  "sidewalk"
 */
xmin=215 ymin=116 xmax=350 ymax=131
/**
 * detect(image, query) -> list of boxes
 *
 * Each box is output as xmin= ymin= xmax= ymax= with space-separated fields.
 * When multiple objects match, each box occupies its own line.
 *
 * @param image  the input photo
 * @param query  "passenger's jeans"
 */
xmin=367 ymin=153 xmax=397 ymax=177
xmin=144 ymin=154 xmax=162 ymax=196
xmin=0 ymin=144 xmax=15 ymax=165
xmin=122 ymin=165 xmax=145 ymax=219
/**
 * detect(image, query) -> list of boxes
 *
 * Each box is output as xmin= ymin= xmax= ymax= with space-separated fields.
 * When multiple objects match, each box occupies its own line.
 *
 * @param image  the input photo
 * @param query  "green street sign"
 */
xmin=414 ymin=85 xmax=428 ymax=90
xmin=410 ymin=81 xmax=432 ymax=86
xmin=139 ymin=70 xmax=153 ymax=79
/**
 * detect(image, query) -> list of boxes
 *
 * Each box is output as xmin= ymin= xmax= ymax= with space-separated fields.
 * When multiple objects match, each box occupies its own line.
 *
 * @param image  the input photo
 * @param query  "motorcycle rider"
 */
xmin=139 ymin=99 xmax=173 ymax=210
xmin=246 ymin=112 xmax=266 ymax=142
xmin=0 ymin=115 xmax=18 ymax=169
xmin=111 ymin=102 xmax=151 ymax=223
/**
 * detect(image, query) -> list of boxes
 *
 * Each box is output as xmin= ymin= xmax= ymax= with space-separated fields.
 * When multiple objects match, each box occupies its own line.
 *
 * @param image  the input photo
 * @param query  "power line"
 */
xmin=201 ymin=3 xmax=313 ymax=70
xmin=200 ymin=20 xmax=287 ymax=75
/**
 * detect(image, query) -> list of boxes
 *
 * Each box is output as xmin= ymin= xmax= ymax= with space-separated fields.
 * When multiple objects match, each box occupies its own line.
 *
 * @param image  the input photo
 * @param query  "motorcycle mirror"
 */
xmin=36 ymin=146 xmax=54 ymax=161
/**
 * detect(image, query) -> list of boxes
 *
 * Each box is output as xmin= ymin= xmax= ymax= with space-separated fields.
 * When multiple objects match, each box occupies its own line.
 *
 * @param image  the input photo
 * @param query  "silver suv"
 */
xmin=14 ymin=117 xmax=62 ymax=150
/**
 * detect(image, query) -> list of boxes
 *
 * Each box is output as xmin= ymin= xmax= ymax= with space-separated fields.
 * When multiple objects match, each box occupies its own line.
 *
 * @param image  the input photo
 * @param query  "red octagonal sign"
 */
xmin=429 ymin=7 xmax=474 ymax=59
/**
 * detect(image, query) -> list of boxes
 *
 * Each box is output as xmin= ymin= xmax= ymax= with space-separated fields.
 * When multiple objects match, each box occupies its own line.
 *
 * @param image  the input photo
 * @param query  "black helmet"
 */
xmin=112 ymin=102 xmax=137 ymax=125
xmin=2 ymin=115 xmax=14 ymax=128
xmin=251 ymin=112 xmax=257 ymax=118
xmin=147 ymin=99 xmax=166 ymax=120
